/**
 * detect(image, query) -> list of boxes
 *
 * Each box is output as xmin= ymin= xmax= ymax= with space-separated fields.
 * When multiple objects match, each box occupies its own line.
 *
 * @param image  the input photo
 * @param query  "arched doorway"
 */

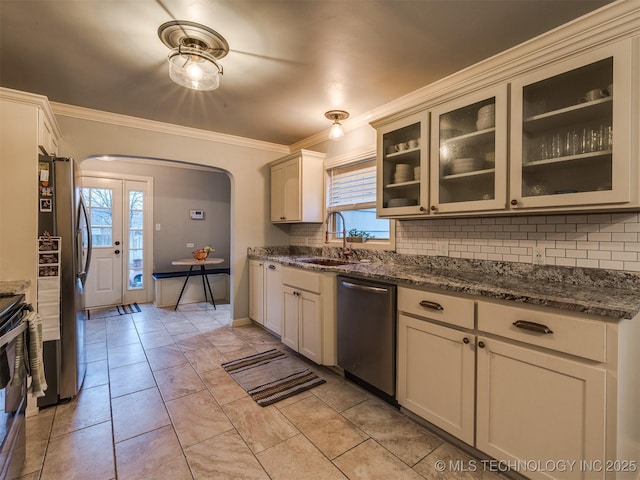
xmin=80 ymin=155 xmax=232 ymax=312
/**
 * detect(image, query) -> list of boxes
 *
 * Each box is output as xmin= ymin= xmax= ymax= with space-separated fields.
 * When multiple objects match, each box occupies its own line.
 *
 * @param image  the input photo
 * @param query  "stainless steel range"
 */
xmin=0 ymin=294 xmax=29 ymax=479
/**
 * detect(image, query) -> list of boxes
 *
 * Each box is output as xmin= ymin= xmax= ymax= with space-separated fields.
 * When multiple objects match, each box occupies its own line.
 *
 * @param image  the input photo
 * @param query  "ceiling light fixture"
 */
xmin=325 ymin=110 xmax=349 ymax=140
xmin=158 ymin=20 xmax=229 ymax=91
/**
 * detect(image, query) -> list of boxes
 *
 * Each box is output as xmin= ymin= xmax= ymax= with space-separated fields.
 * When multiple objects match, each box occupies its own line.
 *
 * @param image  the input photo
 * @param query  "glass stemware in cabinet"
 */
xmin=520 ymin=56 xmax=614 ymax=198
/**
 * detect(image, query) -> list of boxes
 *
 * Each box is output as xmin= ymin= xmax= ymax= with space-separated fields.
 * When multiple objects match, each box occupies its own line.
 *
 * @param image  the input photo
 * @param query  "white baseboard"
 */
xmin=232 ymin=317 xmax=252 ymax=327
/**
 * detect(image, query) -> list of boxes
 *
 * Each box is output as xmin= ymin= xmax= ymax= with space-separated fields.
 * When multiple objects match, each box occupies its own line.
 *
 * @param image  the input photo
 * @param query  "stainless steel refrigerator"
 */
xmin=37 ymin=155 xmax=92 ymax=406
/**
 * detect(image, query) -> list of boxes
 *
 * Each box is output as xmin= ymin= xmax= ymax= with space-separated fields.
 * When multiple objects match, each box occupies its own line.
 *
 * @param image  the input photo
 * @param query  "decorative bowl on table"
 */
xmin=192 ymin=249 xmax=209 ymax=260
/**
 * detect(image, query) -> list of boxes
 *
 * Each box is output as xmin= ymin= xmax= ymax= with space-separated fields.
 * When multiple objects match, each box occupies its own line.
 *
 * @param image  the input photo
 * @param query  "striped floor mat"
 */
xmin=88 ymin=303 xmax=141 ymax=319
xmin=117 ymin=303 xmax=141 ymax=315
xmin=222 ymin=349 xmax=325 ymax=406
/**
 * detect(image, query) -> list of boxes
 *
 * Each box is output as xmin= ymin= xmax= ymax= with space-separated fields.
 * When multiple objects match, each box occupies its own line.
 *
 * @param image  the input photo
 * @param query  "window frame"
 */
xmin=324 ymin=147 xmax=395 ymax=251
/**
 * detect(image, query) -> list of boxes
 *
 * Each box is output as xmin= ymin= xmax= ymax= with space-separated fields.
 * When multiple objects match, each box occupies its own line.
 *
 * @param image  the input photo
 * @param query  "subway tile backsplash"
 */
xmin=290 ymin=212 xmax=640 ymax=272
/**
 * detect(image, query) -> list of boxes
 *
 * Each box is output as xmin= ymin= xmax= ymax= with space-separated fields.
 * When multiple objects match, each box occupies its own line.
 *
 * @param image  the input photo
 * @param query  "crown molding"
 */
xmin=50 ymin=102 xmax=290 ymax=154
xmin=293 ymin=0 xmax=639 ymax=143
xmin=368 ymin=0 xmax=639 ymax=128
xmin=1 ymin=87 xmax=61 ymax=138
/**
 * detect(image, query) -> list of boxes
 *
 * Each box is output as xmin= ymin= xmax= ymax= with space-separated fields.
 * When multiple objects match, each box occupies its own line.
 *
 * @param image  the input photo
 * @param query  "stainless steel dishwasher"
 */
xmin=337 ymin=275 xmax=397 ymax=403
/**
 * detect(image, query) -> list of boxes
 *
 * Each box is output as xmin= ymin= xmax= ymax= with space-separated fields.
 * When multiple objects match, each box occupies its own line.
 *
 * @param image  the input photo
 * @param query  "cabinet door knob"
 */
xmin=430 ymin=205 xmax=436 ymax=211
xmin=114 ymin=249 xmax=121 ymax=254
xmin=419 ymin=206 xmax=426 ymax=212
xmin=478 ymin=341 xmax=485 ymax=349
xmin=463 ymin=337 xmax=470 ymax=344
xmin=510 ymin=199 xmax=518 ymax=206
xmin=268 ymin=264 xmax=277 ymax=270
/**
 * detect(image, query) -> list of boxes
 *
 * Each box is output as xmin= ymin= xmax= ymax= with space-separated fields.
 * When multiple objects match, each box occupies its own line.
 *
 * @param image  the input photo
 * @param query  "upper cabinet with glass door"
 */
xmin=377 ymin=111 xmax=430 ymax=216
xmin=510 ymin=40 xmax=633 ymax=210
xmin=430 ymin=85 xmax=508 ymax=214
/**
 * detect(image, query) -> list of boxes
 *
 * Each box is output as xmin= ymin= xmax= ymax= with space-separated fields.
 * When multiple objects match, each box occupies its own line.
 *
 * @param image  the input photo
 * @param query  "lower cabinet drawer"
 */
xmin=398 ymin=286 xmax=475 ymax=329
xmin=477 ymin=301 xmax=606 ymax=362
xmin=282 ymin=267 xmax=321 ymax=294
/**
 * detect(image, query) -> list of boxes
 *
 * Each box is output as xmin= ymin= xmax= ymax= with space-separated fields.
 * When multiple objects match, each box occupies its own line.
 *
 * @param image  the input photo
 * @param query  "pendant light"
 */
xmin=325 ymin=110 xmax=349 ymax=140
xmin=158 ymin=21 xmax=229 ymax=92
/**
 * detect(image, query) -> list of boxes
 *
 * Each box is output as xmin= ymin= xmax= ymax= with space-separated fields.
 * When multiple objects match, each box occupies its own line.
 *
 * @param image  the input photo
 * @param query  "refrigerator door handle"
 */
xmin=77 ymin=196 xmax=92 ymax=284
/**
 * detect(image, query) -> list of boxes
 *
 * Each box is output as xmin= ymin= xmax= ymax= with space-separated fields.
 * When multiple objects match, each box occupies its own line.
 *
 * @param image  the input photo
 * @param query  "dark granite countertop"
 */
xmin=248 ymin=247 xmax=640 ymax=320
xmin=0 ymin=280 xmax=31 ymax=296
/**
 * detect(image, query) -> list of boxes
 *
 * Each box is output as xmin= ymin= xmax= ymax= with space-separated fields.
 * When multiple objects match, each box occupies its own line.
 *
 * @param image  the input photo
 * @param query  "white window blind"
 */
xmin=328 ymin=160 xmax=377 ymax=211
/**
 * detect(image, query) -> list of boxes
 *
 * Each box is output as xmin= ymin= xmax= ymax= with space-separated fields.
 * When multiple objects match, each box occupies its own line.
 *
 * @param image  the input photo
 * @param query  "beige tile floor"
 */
xmin=17 ymin=302 xmax=498 ymax=480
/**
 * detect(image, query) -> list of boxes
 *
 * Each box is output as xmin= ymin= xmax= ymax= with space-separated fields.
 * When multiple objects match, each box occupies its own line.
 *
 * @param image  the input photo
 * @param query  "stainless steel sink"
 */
xmin=299 ymin=258 xmax=351 ymax=267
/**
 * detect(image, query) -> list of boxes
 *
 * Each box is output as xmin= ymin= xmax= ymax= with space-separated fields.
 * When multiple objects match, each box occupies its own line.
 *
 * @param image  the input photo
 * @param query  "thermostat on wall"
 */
xmin=190 ymin=209 xmax=204 ymax=220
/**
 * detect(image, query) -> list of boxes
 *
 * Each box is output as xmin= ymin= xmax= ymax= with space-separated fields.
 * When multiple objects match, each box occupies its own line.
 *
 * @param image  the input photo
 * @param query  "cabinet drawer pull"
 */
xmin=419 ymin=300 xmax=444 ymax=311
xmin=513 ymin=320 xmax=553 ymax=334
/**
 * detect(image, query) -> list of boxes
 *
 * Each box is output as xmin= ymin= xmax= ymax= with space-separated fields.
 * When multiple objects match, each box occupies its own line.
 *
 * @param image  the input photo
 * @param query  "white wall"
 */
xmin=55 ymin=113 xmax=289 ymax=320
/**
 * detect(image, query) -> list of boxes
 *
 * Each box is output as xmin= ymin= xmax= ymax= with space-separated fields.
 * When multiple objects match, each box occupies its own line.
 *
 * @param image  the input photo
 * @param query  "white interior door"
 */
xmin=83 ymin=178 xmax=123 ymax=308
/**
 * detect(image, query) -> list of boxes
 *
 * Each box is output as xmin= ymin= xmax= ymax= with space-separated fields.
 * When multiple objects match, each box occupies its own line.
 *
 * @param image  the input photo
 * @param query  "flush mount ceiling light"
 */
xmin=325 ymin=110 xmax=349 ymax=140
xmin=158 ymin=20 xmax=229 ymax=91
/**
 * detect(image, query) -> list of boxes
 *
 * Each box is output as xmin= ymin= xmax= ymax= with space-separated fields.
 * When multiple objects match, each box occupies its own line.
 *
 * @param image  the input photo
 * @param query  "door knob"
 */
xmin=115 ymin=249 xmax=121 ymax=254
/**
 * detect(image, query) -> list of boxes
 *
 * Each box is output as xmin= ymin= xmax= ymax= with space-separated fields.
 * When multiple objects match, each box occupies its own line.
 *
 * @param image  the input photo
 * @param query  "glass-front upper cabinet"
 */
xmin=510 ymin=40 xmax=633 ymax=209
xmin=429 ymin=85 xmax=508 ymax=213
xmin=377 ymin=111 xmax=430 ymax=216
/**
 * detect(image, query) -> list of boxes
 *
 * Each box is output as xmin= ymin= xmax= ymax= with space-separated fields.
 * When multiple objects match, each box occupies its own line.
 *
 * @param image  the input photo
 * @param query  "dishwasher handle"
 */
xmin=341 ymin=281 xmax=390 ymax=294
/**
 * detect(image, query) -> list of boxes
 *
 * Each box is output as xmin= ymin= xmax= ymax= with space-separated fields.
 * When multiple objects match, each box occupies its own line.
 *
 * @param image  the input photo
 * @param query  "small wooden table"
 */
xmin=170 ymin=258 xmax=224 ymax=310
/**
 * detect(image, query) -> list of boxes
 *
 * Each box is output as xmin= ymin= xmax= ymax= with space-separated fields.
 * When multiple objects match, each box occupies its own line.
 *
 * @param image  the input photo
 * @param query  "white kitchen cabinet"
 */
xmin=38 ymin=108 xmax=59 ymax=155
xmin=397 ymin=313 xmax=475 ymax=444
xmin=249 ymin=260 xmax=282 ymax=335
xmin=396 ymin=285 xmax=634 ymax=479
xmin=282 ymin=285 xmax=321 ymax=363
xmin=371 ymin=15 xmax=640 ymax=218
xmin=429 ymin=84 xmax=508 ymax=214
xmin=264 ymin=262 xmax=282 ymax=335
xmin=509 ymin=40 xmax=634 ymax=212
xmin=476 ymin=336 xmax=606 ymax=480
xmin=270 ymin=150 xmax=325 ymax=223
xmin=476 ymin=300 xmax=615 ymax=480
xmin=376 ymin=110 xmax=430 ymax=216
xmin=281 ymin=266 xmax=336 ymax=365
xmin=397 ymin=286 xmax=476 ymax=444
xmin=1 ymin=88 xmax=60 ymax=304
xmin=249 ymin=260 xmax=265 ymax=325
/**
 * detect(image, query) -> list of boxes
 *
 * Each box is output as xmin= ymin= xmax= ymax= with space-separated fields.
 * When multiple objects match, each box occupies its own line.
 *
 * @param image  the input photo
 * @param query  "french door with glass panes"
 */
xmin=82 ymin=177 xmax=150 ymax=308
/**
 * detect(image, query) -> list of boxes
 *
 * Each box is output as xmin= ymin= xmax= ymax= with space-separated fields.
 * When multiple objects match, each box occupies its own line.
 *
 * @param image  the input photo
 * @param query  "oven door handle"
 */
xmin=0 ymin=322 xmax=27 ymax=348
xmin=341 ymin=281 xmax=389 ymax=294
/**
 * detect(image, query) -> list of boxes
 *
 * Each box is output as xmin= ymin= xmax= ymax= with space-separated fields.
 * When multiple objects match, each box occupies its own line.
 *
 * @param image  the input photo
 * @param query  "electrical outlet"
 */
xmin=435 ymin=240 xmax=449 ymax=256
xmin=533 ymin=246 xmax=546 ymax=265
xmin=186 ymin=242 xmax=195 ymax=248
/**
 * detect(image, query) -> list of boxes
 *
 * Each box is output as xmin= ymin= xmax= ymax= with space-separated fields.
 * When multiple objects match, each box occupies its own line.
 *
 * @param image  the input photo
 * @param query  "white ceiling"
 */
xmin=0 ymin=0 xmax=612 ymax=146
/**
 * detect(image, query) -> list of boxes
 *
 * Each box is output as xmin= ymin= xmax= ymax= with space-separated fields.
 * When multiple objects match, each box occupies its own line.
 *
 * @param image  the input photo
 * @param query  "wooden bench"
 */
xmin=152 ymin=268 xmax=230 ymax=308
